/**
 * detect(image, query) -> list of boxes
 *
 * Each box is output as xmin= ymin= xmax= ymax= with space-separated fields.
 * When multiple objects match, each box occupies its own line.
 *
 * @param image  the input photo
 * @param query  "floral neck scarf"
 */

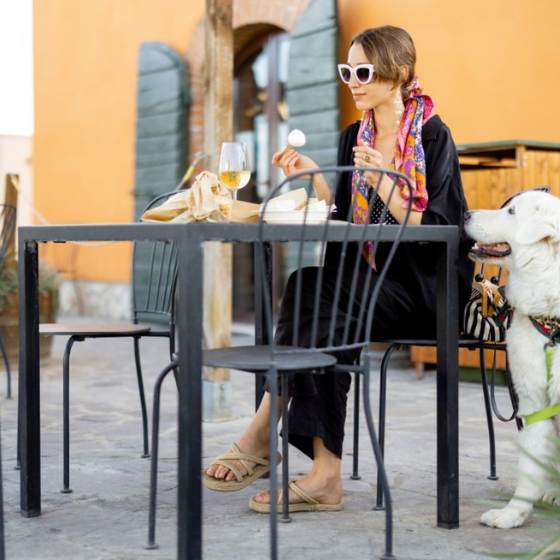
xmin=351 ymin=77 xmax=435 ymax=268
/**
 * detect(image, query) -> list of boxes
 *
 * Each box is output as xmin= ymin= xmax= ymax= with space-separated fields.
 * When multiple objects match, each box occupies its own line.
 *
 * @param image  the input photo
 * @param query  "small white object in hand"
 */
xmin=287 ymin=129 xmax=306 ymax=148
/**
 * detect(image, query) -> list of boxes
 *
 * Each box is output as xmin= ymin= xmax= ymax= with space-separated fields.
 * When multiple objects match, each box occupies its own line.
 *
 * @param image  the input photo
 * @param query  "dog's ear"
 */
xmin=516 ymin=218 xmax=559 ymax=245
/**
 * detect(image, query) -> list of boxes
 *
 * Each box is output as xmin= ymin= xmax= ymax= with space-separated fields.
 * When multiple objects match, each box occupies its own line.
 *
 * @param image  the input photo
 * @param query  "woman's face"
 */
xmin=345 ymin=42 xmax=399 ymax=112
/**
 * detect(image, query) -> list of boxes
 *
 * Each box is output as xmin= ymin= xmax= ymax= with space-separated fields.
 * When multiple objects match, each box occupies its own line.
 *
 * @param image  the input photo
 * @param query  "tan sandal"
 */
xmin=248 ymin=480 xmax=344 ymax=513
xmin=202 ymin=443 xmax=282 ymax=492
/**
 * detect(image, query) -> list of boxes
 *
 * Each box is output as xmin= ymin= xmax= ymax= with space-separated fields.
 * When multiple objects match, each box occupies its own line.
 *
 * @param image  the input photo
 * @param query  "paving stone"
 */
xmin=0 ymin=323 xmax=557 ymax=559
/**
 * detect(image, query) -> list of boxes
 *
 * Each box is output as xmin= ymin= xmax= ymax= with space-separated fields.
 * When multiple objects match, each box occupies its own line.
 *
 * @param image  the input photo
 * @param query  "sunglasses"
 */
xmin=337 ymin=63 xmax=375 ymax=84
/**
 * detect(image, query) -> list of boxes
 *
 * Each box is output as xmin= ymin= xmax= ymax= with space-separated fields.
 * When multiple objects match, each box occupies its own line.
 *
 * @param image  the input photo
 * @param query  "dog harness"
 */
xmin=523 ymin=316 xmax=560 ymax=426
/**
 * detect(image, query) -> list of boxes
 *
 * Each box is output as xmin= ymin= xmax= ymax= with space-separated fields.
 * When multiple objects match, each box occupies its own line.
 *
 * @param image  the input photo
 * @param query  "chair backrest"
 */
xmin=0 ymin=204 xmax=16 ymax=265
xmin=132 ymin=191 xmax=179 ymax=326
xmin=257 ymin=166 xmax=413 ymax=355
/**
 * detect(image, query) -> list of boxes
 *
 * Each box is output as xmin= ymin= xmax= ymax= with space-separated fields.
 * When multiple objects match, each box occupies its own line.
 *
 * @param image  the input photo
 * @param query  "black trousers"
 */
xmin=270 ymin=266 xmax=428 ymax=460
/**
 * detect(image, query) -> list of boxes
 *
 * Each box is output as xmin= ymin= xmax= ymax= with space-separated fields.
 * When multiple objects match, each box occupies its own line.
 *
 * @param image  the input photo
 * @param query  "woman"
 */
xmin=204 ymin=25 xmax=473 ymax=511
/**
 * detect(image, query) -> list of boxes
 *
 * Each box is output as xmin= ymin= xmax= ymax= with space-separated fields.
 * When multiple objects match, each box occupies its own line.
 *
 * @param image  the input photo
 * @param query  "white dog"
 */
xmin=465 ymin=189 xmax=560 ymax=529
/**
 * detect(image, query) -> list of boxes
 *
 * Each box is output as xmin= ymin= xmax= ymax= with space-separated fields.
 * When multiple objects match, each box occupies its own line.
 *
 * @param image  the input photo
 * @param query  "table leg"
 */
xmin=436 ymin=239 xmax=459 ymax=529
xmin=254 ymin=242 xmax=272 ymax=410
xmin=176 ymin=237 xmax=203 ymax=559
xmin=18 ymin=240 xmax=41 ymax=517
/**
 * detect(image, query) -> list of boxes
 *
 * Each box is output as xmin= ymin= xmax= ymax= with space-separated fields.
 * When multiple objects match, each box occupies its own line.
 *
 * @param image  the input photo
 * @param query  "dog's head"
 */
xmin=464 ymin=188 xmax=560 ymax=270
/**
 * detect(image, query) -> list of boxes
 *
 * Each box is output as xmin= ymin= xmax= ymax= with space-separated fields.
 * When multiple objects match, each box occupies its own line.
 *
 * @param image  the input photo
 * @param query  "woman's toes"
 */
xmin=254 ymin=491 xmax=270 ymax=504
xmin=206 ymin=465 xmax=217 ymax=477
xmin=225 ymin=471 xmax=236 ymax=482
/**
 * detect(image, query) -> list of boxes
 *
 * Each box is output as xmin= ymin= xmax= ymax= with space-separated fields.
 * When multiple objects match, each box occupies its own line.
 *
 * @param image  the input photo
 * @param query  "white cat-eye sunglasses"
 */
xmin=337 ymin=63 xmax=375 ymax=84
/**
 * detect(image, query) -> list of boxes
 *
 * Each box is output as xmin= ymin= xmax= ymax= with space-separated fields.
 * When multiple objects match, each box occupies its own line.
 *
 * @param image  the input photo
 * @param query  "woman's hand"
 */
xmin=271 ymin=149 xmax=318 ymax=177
xmin=352 ymin=141 xmax=385 ymax=186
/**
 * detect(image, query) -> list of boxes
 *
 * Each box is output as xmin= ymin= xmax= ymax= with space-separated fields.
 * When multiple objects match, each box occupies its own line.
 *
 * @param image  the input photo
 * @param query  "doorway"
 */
xmin=232 ymin=30 xmax=290 ymax=322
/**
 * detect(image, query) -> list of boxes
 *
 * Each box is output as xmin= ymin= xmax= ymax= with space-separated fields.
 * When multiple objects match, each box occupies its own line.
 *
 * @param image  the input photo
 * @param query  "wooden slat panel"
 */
xmin=284 ymin=0 xmax=339 ymax=274
xmin=135 ymin=163 xmax=183 ymax=189
xmin=136 ymin=136 xmax=183 ymax=155
xmin=288 ymin=109 xmax=339 ymax=135
xmin=287 ymin=82 xmax=339 ymax=117
xmin=410 ymin=346 xmax=506 ymax=370
xmin=133 ymin=42 xmax=188 ymax=219
xmin=135 ymin=149 xmax=185 ymax=169
xmin=290 ymin=0 xmax=336 ymax=37
xmin=303 ymin=148 xmax=338 ymax=167
xmin=522 ymin=151 xmax=560 ymax=196
xmin=287 ymin=27 xmax=337 ymax=89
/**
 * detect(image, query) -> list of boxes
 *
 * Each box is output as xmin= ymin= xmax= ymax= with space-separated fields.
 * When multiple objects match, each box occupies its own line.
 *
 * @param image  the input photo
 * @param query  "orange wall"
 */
xmin=338 ymin=0 xmax=560 ymax=143
xmin=35 ymin=0 xmax=560 ymax=282
xmin=34 ymin=0 xmax=205 ymax=282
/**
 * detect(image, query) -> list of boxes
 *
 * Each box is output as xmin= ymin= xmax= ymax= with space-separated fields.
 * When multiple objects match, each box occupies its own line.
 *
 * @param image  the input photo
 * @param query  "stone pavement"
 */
xmin=0 ymin=325 xmax=557 ymax=560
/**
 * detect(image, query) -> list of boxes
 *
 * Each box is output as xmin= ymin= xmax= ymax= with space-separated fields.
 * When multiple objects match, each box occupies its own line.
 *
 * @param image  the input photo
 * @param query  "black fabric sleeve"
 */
xmin=332 ymin=123 xmax=359 ymax=222
xmin=420 ymin=120 xmax=468 ymax=228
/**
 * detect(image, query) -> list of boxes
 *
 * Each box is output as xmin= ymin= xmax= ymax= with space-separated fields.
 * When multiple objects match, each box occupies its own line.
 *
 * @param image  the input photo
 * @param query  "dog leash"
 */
xmin=488 ymin=350 xmax=519 ymax=422
xmin=523 ymin=317 xmax=560 ymax=426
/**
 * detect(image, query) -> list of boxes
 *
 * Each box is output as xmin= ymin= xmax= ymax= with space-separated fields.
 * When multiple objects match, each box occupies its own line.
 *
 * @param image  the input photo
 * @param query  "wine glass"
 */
xmin=218 ymin=142 xmax=251 ymax=200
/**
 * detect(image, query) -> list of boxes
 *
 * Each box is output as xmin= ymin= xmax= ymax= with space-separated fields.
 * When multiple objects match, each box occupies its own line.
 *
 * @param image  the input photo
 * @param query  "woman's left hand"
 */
xmin=353 ymin=141 xmax=385 ymax=186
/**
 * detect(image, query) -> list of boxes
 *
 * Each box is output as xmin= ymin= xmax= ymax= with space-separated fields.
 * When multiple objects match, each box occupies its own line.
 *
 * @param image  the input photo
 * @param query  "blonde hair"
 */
xmin=351 ymin=26 xmax=416 ymax=97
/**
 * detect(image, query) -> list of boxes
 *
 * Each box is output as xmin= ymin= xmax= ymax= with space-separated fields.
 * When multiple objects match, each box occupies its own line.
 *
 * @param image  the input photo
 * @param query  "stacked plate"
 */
xmin=260 ymin=199 xmax=331 ymax=224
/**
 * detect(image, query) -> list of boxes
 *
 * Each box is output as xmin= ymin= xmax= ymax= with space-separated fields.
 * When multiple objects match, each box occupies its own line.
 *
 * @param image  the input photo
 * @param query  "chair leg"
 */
xmin=133 ymin=337 xmax=150 ymax=458
xmin=0 ymin=334 xmax=11 ymax=399
xmin=61 ymin=336 xmax=78 ymax=493
xmin=268 ymin=368 xmax=279 ymax=560
xmin=350 ymin=371 xmax=361 ymax=480
xmin=362 ymin=360 xmax=395 ymax=560
xmin=168 ymin=333 xmax=175 ymax=363
xmin=15 ymin=368 xmax=22 ymax=470
xmin=280 ymin=374 xmax=291 ymax=523
xmin=146 ymin=358 xmax=178 ymax=550
xmin=168 ymin=335 xmax=181 ymax=393
xmin=478 ymin=346 xmax=498 ymax=481
xmin=376 ymin=343 xmax=399 ymax=510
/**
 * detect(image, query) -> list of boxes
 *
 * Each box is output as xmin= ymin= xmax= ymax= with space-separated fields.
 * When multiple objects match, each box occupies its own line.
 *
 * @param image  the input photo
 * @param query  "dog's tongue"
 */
xmin=472 ymin=242 xmax=511 ymax=257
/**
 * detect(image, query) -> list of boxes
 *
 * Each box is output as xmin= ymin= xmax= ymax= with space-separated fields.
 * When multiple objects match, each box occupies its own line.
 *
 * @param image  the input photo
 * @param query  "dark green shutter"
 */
xmin=133 ymin=42 xmax=189 ymax=218
xmin=287 ymin=0 xmax=339 ymax=169
xmin=284 ymin=0 xmax=339 ymax=276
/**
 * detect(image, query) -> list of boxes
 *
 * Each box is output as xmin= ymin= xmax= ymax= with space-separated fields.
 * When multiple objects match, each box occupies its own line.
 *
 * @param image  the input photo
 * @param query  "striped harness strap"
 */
xmin=523 ymin=317 xmax=560 ymax=426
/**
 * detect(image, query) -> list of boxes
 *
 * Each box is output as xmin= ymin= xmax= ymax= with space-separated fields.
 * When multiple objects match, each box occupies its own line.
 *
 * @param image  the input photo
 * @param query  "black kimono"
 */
xmin=273 ymin=115 xmax=474 ymax=459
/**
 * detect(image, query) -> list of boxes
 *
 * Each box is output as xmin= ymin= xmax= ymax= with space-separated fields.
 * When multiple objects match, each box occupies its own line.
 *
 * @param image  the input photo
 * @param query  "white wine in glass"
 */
xmin=219 ymin=142 xmax=251 ymax=199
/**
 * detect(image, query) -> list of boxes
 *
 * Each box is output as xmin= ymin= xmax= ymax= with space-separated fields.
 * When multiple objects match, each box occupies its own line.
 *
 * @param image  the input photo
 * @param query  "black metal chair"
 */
xmin=347 ymin=192 xmax=548 ymax=508
xmin=0 ymin=204 xmax=17 ymax=400
xmin=145 ymin=166 xmax=414 ymax=560
xmin=24 ymin=192 xmax=179 ymax=493
xmin=347 ymin=268 xmax=523 ymax=510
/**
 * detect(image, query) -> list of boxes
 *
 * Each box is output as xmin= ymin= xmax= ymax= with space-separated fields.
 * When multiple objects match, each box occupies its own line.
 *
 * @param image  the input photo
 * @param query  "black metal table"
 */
xmin=18 ymin=222 xmax=460 ymax=559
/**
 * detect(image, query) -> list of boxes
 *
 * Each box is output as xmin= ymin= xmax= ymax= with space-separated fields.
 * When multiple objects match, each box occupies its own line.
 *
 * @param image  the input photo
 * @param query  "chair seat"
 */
xmin=203 ymin=345 xmax=337 ymax=372
xmin=39 ymin=323 xmax=152 ymax=337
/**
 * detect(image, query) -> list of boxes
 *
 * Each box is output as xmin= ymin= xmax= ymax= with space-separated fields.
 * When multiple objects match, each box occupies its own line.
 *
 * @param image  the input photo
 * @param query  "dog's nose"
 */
xmin=464 ymin=211 xmax=472 ymax=224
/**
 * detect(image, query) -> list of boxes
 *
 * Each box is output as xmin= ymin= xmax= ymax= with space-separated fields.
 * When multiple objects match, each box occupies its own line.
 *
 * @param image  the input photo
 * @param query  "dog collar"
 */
xmin=529 ymin=315 xmax=560 ymax=342
xmin=524 ymin=316 xmax=560 ymax=426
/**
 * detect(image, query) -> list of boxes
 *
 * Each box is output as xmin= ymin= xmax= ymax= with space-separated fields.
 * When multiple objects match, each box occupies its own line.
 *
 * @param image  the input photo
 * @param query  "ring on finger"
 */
xmin=365 ymin=155 xmax=370 ymax=163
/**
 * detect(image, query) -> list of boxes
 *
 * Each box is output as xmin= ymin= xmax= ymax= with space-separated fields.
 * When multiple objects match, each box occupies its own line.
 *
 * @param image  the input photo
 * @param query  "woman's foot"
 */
xmin=252 ymin=471 xmax=343 ymax=506
xmin=205 ymin=432 xmax=271 ymax=482
xmin=206 ymin=392 xmax=281 ymax=483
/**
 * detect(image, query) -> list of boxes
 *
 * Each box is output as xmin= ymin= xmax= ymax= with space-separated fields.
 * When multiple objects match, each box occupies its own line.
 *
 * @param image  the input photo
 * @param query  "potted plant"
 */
xmin=0 ymin=257 xmax=60 ymax=363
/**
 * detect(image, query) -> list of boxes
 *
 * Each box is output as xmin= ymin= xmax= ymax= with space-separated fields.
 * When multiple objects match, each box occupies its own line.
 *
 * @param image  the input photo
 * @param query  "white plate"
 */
xmin=262 ymin=210 xmax=330 ymax=224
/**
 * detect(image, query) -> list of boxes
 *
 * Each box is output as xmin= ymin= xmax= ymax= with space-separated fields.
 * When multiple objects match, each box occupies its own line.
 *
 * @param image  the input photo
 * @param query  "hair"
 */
xmin=351 ymin=26 xmax=416 ymax=97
